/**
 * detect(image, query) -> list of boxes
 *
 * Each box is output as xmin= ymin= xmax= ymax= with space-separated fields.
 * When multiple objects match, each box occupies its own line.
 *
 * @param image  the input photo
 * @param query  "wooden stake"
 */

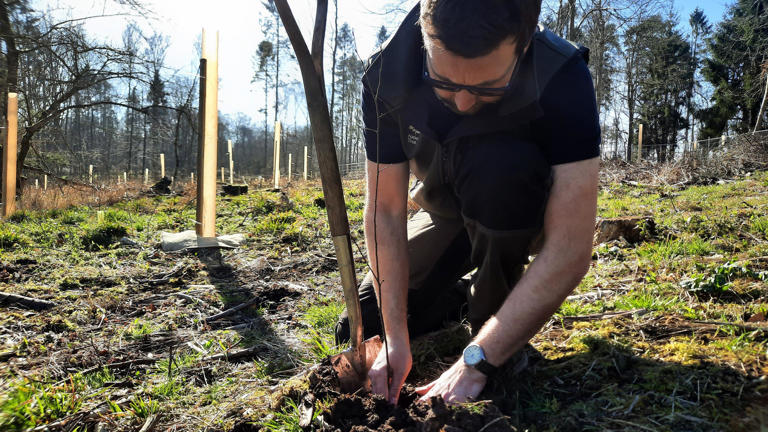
xmin=228 ymin=140 xmax=234 ymax=184
xmin=44 ymin=175 xmax=47 ymax=191
xmin=2 ymin=93 xmax=17 ymax=218
xmin=160 ymin=153 xmax=165 ymax=179
xmin=637 ymin=124 xmax=644 ymax=163
xmin=35 ymin=179 xmax=38 ymax=189
xmin=273 ymin=121 xmax=282 ymax=189
xmin=303 ymin=146 xmax=308 ymax=181
xmin=288 ymin=153 xmax=292 ymax=181
xmin=196 ymin=29 xmax=219 ymax=238
xmin=144 ymin=168 xmax=149 ymax=185
xmin=124 ymin=172 xmax=127 ymax=183
xmin=221 ymin=167 xmax=225 ymax=183
xmin=191 ymin=172 xmax=194 ymax=182
xmin=89 ymin=164 xmax=94 ymax=184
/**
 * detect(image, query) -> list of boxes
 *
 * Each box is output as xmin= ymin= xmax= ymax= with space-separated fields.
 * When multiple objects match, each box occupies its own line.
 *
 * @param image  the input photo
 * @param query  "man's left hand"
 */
xmin=414 ymin=359 xmax=487 ymax=404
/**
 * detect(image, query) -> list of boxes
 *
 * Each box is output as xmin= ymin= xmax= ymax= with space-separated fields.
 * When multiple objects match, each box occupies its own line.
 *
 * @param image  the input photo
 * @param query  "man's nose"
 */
xmin=453 ymin=90 xmax=476 ymax=113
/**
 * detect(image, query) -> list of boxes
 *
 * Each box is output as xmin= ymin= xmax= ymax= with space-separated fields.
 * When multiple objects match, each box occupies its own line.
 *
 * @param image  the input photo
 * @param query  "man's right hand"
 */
xmin=369 ymin=341 xmax=412 ymax=404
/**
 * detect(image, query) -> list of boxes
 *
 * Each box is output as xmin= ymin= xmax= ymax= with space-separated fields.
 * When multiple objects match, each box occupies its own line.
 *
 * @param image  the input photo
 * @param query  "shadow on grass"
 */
xmin=471 ymin=335 xmax=768 ymax=432
xmin=192 ymin=247 xmax=303 ymax=374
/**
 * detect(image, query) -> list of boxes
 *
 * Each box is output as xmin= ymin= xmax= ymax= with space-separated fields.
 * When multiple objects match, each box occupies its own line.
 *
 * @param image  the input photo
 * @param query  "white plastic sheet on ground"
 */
xmin=160 ymin=230 xmax=246 ymax=252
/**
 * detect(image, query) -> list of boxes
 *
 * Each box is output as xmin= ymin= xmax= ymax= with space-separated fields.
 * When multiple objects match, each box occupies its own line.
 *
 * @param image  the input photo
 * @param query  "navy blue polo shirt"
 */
xmin=363 ymin=56 xmax=601 ymax=165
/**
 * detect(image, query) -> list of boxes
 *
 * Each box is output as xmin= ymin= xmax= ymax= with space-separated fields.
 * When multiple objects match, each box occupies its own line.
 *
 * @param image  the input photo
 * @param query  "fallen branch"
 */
xmin=73 ymin=357 xmax=157 ymax=377
xmin=0 ymin=291 xmax=57 ymax=310
xmin=691 ymin=320 xmax=768 ymax=331
xmin=138 ymin=263 xmax=186 ymax=285
xmin=202 ymin=344 xmax=263 ymax=362
xmin=558 ymin=309 xmax=648 ymax=323
xmin=172 ymin=292 xmax=219 ymax=312
xmin=203 ymin=297 xmax=261 ymax=323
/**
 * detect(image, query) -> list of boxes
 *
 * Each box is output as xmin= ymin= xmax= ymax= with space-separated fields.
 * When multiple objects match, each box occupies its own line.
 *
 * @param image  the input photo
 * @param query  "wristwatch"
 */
xmin=462 ymin=343 xmax=498 ymax=377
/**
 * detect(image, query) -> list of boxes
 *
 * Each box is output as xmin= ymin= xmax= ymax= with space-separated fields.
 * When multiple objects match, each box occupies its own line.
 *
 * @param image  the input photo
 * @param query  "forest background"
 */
xmin=0 ymin=0 xmax=765 ymax=186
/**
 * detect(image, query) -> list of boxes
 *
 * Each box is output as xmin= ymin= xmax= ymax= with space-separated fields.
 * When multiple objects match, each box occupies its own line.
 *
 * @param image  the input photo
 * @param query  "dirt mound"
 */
xmin=303 ymin=361 xmax=513 ymax=432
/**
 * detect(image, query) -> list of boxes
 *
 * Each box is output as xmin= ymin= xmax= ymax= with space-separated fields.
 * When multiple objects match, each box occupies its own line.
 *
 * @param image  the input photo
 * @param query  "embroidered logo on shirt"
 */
xmin=407 ymin=125 xmax=422 ymax=148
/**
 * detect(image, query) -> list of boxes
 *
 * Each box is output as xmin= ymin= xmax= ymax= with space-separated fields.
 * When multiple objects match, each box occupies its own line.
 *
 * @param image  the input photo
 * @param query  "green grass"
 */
xmin=129 ymin=395 xmax=159 ymax=419
xmin=1 ymin=173 xmax=767 ymax=431
xmin=125 ymin=318 xmax=156 ymax=340
xmin=302 ymin=299 xmax=345 ymax=333
xmin=0 ymin=377 xmax=86 ymax=429
xmin=635 ymin=236 xmax=715 ymax=264
xmin=260 ymin=398 xmax=307 ymax=432
xmin=615 ymin=290 xmax=684 ymax=312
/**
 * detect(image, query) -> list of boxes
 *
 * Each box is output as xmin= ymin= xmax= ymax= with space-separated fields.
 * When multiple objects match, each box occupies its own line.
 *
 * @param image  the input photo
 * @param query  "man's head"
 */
xmin=419 ymin=0 xmax=541 ymax=114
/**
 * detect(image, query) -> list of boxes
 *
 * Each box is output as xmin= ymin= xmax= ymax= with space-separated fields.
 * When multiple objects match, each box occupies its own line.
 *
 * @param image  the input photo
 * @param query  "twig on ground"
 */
xmin=0 ymin=291 xmax=58 ymax=310
xmin=73 ymin=357 xmax=157 ymax=377
xmin=691 ymin=320 xmax=768 ymax=331
xmin=137 ymin=414 xmax=159 ymax=432
xmin=477 ymin=416 xmax=513 ymax=432
xmin=559 ymin=309 xmax=648 ymax=323
xmin=202 ymin=344 xmax=263 ymax=362
xmin=172 ymin=292 xmax=219 ymax=312
xmin=203 ymin=297 xmax=261 ymax=323
xmin=138 ymin=262 xmax=186 ymax=285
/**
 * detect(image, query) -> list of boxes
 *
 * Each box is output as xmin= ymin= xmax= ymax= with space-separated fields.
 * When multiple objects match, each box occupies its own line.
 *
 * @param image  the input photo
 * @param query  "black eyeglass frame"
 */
xmin=421 ymin=34 xmax=533 ymax=97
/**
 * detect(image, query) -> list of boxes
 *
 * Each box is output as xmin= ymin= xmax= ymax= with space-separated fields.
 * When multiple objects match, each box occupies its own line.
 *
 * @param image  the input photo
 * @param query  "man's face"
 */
xmin=424 ymin=37 xmax=523 ymax=115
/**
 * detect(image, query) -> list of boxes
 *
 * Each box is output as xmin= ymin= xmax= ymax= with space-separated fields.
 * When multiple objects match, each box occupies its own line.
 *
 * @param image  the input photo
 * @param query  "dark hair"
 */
xmin=420 ymin=0 xmax=541 ymax=58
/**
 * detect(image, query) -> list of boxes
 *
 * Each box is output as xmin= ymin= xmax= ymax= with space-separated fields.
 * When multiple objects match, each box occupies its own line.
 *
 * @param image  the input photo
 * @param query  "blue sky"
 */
xmin=675 ymin=0 xmax=730 ymax=31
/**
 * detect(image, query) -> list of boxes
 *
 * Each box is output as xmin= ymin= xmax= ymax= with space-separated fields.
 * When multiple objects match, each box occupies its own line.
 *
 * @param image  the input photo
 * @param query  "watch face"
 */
xmin=463 ymin=344 xmax=484 ymax=366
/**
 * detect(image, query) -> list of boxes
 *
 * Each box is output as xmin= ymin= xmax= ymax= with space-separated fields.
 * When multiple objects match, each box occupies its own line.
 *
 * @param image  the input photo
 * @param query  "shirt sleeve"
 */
xmin=362 ymin=84 xmax=408 ymax=164
xmin=534 ymin=56 xmax=601 ymax=165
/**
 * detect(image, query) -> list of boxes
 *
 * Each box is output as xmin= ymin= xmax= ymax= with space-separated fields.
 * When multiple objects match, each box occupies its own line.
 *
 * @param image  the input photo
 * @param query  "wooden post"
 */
xmin=288 ymin=153 xmax=292 ymax=181
xmin=44 ymin=175 xmax=47 ymax=191
xmin=123 ymin=172 xmax=127 ymax=183
xmin=160 ymin=153 xmax=165 ymax=179
xmin=228 ymin=140 xmax=234 ymax=184
xmin=144 ymin=168 xmax=149 ymax=185
xmin=2 ymin=93 xmax=17 ymax=218
xmin=303 ymin=146 xmax=308 ymax=181
xmin=273 ymin=121 xmax=282 ymax=189
xmin=191 ymin=172 xmax=194 ymax=182
xmin=35 ymin=179 xmax=38 ymax=189
xmin=196 ymin=29 xmax=219 ymax=238
xmin=89 ymin=165 xmax=94 ymax=184
xmin=220 ymin=167 xmax=225 ymax=183
xmin=637 ymin=124 xmax=643 ymax=163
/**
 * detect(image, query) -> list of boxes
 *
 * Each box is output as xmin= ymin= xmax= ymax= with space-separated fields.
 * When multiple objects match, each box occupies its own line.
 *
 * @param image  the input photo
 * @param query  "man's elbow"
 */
xmin=541 ymin=238 xmax=592 ymax=289
xmin=562 ymin=245 xmax=593 ymax=286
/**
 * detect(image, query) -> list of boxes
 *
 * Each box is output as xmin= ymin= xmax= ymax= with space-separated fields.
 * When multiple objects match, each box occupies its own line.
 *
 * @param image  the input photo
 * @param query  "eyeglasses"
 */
xmin=421 ymin=36 xmax=531 ymax=97
xmin=422 ymin=54 xmax=516 ymax=97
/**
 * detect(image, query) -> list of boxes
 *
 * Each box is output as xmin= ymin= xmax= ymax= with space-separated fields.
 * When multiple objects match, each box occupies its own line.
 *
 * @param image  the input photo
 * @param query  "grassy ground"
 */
xmin=0 ymin=171 xmax=766 ymax=431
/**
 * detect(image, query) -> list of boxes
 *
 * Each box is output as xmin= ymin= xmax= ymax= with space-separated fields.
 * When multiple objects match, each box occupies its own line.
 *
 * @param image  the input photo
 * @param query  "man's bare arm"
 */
xmin=417 ymin=156 xmax=599 ymax=402
xmin=475 ymin=156 xmax=599 ymax=366
xmin=363 ymin=159 xmax=411 ymax=403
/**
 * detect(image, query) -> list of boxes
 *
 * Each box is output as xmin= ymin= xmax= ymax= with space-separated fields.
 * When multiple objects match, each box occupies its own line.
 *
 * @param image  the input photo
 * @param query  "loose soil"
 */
xmin=302 ymin=361 xmax=513 ymax=432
